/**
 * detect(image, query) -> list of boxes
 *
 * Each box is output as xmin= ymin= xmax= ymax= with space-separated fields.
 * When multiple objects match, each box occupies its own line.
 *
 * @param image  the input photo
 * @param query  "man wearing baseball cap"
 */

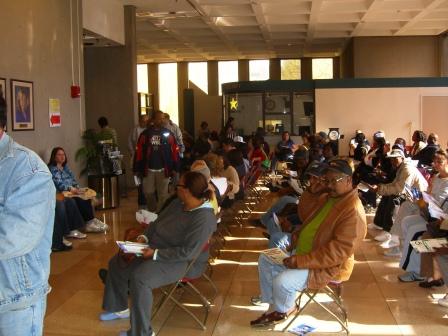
xmin=250 ymin=159 xmax=366 ymax=327
xmin=369 ymin=148 xmax=428 ymax=246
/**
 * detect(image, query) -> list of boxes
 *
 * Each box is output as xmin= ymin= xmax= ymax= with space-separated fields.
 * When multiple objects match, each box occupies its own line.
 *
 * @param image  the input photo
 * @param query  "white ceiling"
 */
xmin=122 ymin=0 xmax=448 ymax=63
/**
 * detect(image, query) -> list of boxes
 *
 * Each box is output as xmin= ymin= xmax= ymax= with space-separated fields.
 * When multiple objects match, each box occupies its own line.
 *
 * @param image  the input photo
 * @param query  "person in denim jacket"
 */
xmin=0 ymin=114 xmax=55 ymax=336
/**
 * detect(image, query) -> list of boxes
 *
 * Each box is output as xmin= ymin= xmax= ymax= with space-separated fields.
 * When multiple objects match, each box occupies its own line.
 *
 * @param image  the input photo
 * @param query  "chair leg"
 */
xmin=282 ymin=291 xmax=318 ymax=332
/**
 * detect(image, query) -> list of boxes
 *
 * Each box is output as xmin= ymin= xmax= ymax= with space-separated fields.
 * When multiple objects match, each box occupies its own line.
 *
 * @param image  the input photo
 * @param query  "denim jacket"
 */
xmin=48 ymin=164 xmax=79 ymax=192
xmin=0 ymin=133 xmax=55 ymax=312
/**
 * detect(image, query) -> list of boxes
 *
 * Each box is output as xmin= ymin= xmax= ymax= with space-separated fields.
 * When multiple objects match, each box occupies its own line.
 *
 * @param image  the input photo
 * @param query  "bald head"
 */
xmin=428 ymin=133 xmax=439 ymax=145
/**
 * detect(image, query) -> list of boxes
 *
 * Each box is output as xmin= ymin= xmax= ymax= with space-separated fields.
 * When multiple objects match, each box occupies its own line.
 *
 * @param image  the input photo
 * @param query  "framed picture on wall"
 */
xmin=0 ymin=78 xmax=6 ymax=130
xmin=11 ymin=79 xmax=34 ymax=131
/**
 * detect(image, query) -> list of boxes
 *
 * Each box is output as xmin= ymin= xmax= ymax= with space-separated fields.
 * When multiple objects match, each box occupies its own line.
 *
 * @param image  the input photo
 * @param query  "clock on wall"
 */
xmin=328 ymin=129 xmax=340 ymax=141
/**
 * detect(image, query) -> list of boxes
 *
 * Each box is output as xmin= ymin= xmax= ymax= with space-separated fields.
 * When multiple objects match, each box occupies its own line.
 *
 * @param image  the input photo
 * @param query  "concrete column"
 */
xmin=301 ymin=58 xmax=312 ymax=80
xmin=208 ymin=60 xmax=219 ymax=96
xmin=238 ymin=59 xmax=249 ymax=81
xmin=439 ymin=35 xmax=448 ymax=77
xmin=333 ymin=57 xmax=340 ymax=79
xmin=269 ymin=58 xmax=281 ymax=80
xmin=84 ymin=5 xmax=137 ymax=186
xmin=177 ymin=62 xmax=188 ymax=129
xmin=148 ymin=63 xmax=159 ymax=111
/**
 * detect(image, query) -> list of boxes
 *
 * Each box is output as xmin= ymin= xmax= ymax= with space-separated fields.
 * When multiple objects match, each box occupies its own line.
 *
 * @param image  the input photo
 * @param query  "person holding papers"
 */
xmin=250 ymin=159 xmax=366 ymax=327
xmin=99 ymin=171 xmax=216 ymax=336
xmin=369 ymin=148 xmax=428 ymax=247
xmin=48 ymin=147 xmax=108 ymax=234
xmin=397 ymin=150 xmax=448 ymax=282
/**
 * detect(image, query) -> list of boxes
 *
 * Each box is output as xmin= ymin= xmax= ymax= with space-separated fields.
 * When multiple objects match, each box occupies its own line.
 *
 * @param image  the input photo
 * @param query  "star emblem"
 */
xmin=230 ymin=97 xmax=238 ymax=110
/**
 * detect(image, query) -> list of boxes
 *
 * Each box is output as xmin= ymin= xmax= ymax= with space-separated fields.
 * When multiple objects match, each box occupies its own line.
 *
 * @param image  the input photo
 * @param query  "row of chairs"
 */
xmin=150 ymin=162 xmax=351 ymax=335
xmin=150 ymin=162 xmax=269 ymax=334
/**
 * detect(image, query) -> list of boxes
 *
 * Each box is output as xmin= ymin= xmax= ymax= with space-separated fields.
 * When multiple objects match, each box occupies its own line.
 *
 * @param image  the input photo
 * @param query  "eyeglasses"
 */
xmin=321 ymin=176 xmax=344 ymax=185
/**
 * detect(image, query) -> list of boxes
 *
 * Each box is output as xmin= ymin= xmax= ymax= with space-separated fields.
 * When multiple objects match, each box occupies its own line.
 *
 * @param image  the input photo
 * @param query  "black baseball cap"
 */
xmin=305 ymin=161 xmax=328 ymax=177
xmin=324 ymin=159 xmax=353 ymax=176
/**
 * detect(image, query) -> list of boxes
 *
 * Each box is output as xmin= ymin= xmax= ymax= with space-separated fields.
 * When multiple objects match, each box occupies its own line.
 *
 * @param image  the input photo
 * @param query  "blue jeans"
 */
xmin=258 ymin=254 xmax=309 ymax=313
xmin=269 ymin=232 xmax=291 ymax=250
xmin=261 ymin=195 xmax=298 ymax=234
xmin=0 ymin=296 xmax=46 ymax=336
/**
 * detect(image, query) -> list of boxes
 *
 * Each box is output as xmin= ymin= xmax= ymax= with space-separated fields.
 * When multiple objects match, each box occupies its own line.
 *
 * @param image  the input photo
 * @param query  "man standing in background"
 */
xmin=128 ymin=114 xmax=149 ymax=208
xmin=133 ymin=110 xmax=179 ymax=212
xmin=0 ymin=110 xmax=56 ymax=335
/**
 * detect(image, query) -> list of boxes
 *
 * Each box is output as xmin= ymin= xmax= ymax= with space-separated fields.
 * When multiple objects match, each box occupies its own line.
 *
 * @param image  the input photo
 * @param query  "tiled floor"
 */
xmin=44 ymin=191 xmax=448 ymax=335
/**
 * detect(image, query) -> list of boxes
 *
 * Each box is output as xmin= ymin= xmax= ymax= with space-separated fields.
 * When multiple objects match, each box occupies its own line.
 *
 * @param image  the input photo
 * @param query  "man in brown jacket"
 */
xmin=250 ymin=159 xmax=367 ymax=327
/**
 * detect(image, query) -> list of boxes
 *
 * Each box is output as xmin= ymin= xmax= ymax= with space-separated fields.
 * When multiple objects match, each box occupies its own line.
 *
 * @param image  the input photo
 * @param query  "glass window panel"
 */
xmin=312 ymin=58 xmax=333 ymax=79
xmin=225 ymin=93 xmax=262 ymax=135
xmin=293 ymin=93 xmax=314 ymax=136
xmin=188 ymin=62 xmax=208 ymax=94
xmin=137 ymin=64 xmax=148 ymax=93
xmin=218 ymin=61 xmax=238 ymax=96
xmin=158 ymin=63 xmax=179 ymax=124
xmin=249 ymin=59 xmax=269 ymax=81
xmin=281 ymin=59 xmax=301 ymax=80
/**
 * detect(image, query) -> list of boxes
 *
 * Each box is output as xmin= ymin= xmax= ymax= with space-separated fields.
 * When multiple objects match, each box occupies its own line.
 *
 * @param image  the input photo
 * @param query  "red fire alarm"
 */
xmin=71 ymin=85 xmax=81 ymax=98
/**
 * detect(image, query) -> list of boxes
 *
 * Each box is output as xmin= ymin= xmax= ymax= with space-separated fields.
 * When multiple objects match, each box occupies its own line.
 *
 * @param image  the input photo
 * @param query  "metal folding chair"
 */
xmin=283 ymin=282 xmax=349 ymax=335
xmin=152 ymin=242 xmax=217 ymax=332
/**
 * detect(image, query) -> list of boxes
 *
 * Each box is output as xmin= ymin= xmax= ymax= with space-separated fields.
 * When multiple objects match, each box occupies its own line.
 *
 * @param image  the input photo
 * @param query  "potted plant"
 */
xmin=75 ymin=129 xmax=102 ymax=176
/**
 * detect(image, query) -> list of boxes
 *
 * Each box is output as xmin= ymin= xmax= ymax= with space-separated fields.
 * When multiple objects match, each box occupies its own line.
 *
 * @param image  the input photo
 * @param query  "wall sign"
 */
xmin=49 ymin=98 xmax=61 ymax=127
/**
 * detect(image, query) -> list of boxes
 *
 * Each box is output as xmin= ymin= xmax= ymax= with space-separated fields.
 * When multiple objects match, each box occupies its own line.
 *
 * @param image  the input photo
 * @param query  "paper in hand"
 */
xmin=410 ymin=238 xmax=448 ymax=253
xmin=261 ymin=247 xmax=289 ymax=265
xmin=116 ymin=241 xmax=149 ymax=254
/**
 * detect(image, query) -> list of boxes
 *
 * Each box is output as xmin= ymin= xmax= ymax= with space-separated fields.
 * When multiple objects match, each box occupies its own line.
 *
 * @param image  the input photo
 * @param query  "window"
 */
xmin=158 ymin=63 xmax=178 ymax=124
xmin=218 ymin=61 xmax=238 ymax=96
xmin=188 ymin=62 xmax=208 ymax=94
xmin=137 ymin=64 xmax=148 ymax=93
xmin=249 ymin=59 xmax=269 ymax=81
xmin=281 ymin=59 xmax=301 ymax=80
xmin=312 ymin=58 xmax=333 ymax=79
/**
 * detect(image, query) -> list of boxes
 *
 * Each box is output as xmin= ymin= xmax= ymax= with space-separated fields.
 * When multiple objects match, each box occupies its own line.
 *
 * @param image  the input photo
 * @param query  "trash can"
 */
xmin=88 ymin=173 xmax=121 ymax=209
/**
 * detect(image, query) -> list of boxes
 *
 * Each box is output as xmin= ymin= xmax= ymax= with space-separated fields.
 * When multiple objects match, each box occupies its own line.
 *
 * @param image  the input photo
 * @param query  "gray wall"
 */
xmin=84 ymin=5 xmax=137 ymax=185
xmin=353 ymin=36 xmax=440 ymax=78
xmin=0 ymin=0 xmax=85 ymax=179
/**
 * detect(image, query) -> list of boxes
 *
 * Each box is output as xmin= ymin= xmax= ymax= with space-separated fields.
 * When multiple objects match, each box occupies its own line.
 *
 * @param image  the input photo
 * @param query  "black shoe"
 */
xmin=419 ymin=278 xmax=444 ymax=288
xmin=52 ymin=245 xmax=73 ymax=252
xmin=99 ymin=268 xmax=108 ymax=284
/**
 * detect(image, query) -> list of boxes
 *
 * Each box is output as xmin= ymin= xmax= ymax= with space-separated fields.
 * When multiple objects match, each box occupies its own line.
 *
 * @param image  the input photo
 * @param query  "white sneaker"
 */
xmin=375 ymin=231 xmax=391 ymax=242
xmin=380 ymin=235 xmax=399 ymax=249
xmin=85 ymin=220 xmax=104 ymax=233
xmin=93 ymin=218 xmax=109 ymax=231
xmin=367 ymin=223 xmax=383 ymax=230
xmin=66 ymin=229 xmax=87 ymax=239
xmin=438 ymin=294 xmax=448 ymax=308
xmin=62 ymin=237 xmax=72 ymax=247
xmin=384 ymin=246 xmax=401 ymax=257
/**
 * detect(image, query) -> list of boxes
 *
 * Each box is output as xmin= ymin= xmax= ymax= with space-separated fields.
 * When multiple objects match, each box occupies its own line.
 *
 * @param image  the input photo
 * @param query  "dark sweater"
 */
xmin=143 ymin=198 xmax=216 ymax=277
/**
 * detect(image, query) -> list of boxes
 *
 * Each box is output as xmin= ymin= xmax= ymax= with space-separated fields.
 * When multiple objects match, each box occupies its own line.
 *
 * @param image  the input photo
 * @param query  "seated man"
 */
xmin=250 ymin=159 xmax=367 ymax=327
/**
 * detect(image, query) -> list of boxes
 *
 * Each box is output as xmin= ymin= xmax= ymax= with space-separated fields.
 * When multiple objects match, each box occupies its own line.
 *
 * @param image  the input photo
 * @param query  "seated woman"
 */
xmin=248 ymin=136 xmax=268 ymax=165
xmin=221 ymin=153 xmax=240 ymax=208
xmin=48 ymin=147 xmax=108 ymax=234
xmin=397 ymin=150 xmax=448 ymax=281
xmin=99 ymin=171 xmax=217 ymax=336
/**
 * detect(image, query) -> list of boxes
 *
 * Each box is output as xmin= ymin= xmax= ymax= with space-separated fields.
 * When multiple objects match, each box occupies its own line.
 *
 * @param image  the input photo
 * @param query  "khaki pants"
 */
xmin=143 ymin=170 xmax=170 ymax=212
